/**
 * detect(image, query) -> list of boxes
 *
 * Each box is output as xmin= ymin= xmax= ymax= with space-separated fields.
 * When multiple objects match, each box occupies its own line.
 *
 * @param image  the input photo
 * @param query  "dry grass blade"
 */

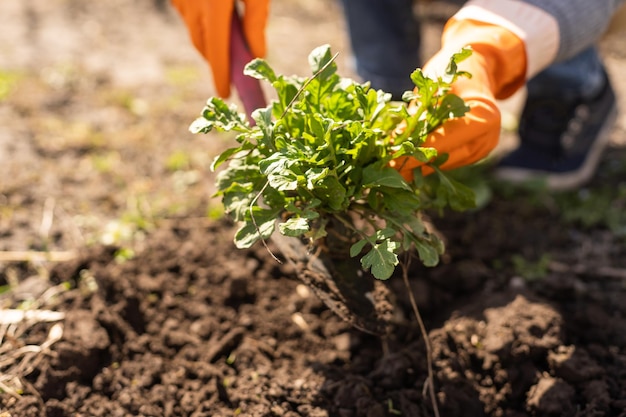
xmin=0 ymin=276 xmax=69 ymax=398
xmin=0 ymin=323 xmax=64 ymax=397
xmin=0 ymin=251 xmax=76 ymax=263
xmin=0 ymin=310 xmax=65 ymax=326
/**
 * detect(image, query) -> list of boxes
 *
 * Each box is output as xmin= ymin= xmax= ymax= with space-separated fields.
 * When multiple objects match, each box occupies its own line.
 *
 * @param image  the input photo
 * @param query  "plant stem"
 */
xmin=249 ymin=180 xmax=281 ymax=263
xmin=400 ymin=254 xmax=440 ymax=417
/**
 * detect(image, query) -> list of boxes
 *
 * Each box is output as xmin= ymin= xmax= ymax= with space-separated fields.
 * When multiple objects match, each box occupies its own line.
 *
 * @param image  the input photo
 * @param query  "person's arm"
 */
xmin=170 ymin=0 xmax=269 ymax=98
xmin=393 ymin=0 xmax=624 ymax=180
xmin=510 ymin=0 xmax=626 ymax=63
xmin=454 ymin=0 xmax=626 ymax=71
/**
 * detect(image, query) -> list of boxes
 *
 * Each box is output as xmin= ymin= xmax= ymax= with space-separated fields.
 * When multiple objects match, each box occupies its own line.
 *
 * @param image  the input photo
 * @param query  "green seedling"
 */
xmin=511 ymin=253 xmax=551 ymax=282
xmin=555 ymin=185 xmax=626 ymax=236
xmin=191 ymin=45 xmax=475 ymax=279
xmin=0 ymin=70 xmax=22 ymax=101
xmin=166 ymin=150 xmax=192 ymax=172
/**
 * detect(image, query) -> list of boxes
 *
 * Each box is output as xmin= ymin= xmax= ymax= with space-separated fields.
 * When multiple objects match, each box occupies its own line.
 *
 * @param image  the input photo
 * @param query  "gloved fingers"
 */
xmin=171 ymin=0 xmax=235 ymax=97
xmin=391 ymin=96 xmax=501 ymax=182
xmin=172 ymin=0 xmax=269 ymax=98
xmin=423 ymin=96 xmax=501 ymax=169
xmin=206 ymin=0 xmax=235 ymax=98
xmin=241 ymin=0 xmax=270 ymax=58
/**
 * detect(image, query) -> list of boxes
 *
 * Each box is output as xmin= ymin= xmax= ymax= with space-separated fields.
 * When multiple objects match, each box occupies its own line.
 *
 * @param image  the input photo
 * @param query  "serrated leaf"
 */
xmin=305 ymin=167 xmax=329 ymax=188
xmin=444 ymin=47 xmax=473 ymax=83
xmin=431 ymin=93 xmax=470 ymax=124
xmin=360 ymin=240 xmax=400 ymax=280
xmin=194 ymin=97 xmax=249 ymax=133
xmin=189 ymin=117 xmax=213 ymax=134
xmin=413 ymin=146 xmax=438 ymax=163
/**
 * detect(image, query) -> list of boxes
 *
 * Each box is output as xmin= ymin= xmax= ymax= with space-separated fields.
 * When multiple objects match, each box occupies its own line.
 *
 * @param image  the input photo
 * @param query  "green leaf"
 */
xmin=430 ymin=93 xmax=470 ymax=125
xmin=267 ymin=172 xmax=299 ymax=191
xmin=272 ymin=77 xmax=301 ymax=116
xmin=279 ymin=217 xmax=310 ymax=236
xmin=313 ymin=176 xmax=347 ymax=211
xmin=234 ymin=210 xmax=277 ymax=249
xmin=362 ymin=166 xmax=412 ymax=191
xmin=210 ymin=146 xmax=244 ymax=171
xmin=308 ymin=44 xmax=338 ymax=81
xmin=434 ymin=169 xmax=477 ymax=211
xmin=377 ymin=188 xmax=422 ymax=213
xmin=244 ymin=58 xmax=277 ymax=83
xmin=191 ymin=97 xmax=249 ymax=133
xmin=350 ymin=238 xmax=368 ymax=257
xmin=412 ymin=146 xmax=438 ymax=163
xmin=413 ymin=238 xmax=440 ymax=267
xmin=252 ymin=106 xmax=274 ymax=137
xmin=360 ymin=239 xmax=400 ymax=280
xmin=444 ymin=47 xmax=473 ymax=83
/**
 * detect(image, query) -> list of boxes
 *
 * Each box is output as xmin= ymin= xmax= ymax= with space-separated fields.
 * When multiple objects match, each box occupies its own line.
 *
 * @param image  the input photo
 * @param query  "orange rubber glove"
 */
xmin=171 ymin=0 xmax=269 ymax=98
xmin=391 ymin=19 xmax=527 ymax=181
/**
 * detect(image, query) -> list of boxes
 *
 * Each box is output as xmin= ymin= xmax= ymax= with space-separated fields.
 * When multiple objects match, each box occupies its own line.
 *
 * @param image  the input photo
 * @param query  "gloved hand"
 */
xmin=171 ymin=0 xmax=269 ymax=98
xmin=392 ymin=18 xmax=527 ymax=181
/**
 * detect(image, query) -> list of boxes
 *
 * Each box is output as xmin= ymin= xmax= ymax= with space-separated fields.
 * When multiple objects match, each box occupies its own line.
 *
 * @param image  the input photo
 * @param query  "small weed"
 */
xmin=114 ymin=247 xmax=135 ymax=263
xmin=0 ymin=284 xmax=11 ymax=296
xmin=36 ymin=117 xmax=105 ymax=151
xmin=553 ymin=185 xmax=626 ymax=236
xmin=0 ymin=70 xmax=22 ymax=101
xmin=165 ymin=65 xmax=201 ymax=88
xmin=78 ymin=269 xmax=99 ymax=294
xmin=490 ymin=150 xmax=626 ymax=237
xmin=100 ymin=219 xmax=136 ymax=245
xmin=171 ymin=170 xmax=200 ymax=193
xmin=40 ymin=63 xmax=79 ymax=90
xmin=387 ymin=399 xmax=402 ymax=415
xmin=91 ymin=151 xmax=121 ymax=174
xmin=446 ymin=163 xmax=493 ymax=210
xmin=166 ymin=150 xmax=191 ymax=172
xmin=207 ymin=203 xmax=225 ymax=220
xmin=511 ymin=253 xmax=551 ymax=281
xmin=104 ymin=89 xmax=149 ymax=116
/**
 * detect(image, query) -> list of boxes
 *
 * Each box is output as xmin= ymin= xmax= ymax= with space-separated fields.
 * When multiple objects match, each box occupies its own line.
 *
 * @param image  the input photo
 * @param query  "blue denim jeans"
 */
xmin=339 ymin=0 xmax=606 ymax=102
xmin=339 ymin=0 xmax=421 ymax=99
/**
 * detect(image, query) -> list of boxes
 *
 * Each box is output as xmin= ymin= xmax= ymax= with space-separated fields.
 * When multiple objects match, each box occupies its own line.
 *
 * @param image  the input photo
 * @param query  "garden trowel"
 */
xmin=229 ymin=14 xmax=396 ymax=336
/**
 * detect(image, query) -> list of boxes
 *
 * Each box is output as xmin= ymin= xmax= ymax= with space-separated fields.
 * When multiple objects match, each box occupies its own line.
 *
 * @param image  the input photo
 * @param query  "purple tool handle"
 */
xmin=229 ymin=13 xmax=267 ymax=123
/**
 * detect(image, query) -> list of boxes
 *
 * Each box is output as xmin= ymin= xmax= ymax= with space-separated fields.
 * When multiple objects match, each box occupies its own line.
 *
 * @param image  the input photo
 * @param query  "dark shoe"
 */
xmin=495 ymin=71 xmax=618 ymax=191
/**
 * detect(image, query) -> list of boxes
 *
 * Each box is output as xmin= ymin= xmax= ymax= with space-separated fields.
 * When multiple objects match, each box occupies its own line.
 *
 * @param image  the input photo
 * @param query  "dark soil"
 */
xmin=4 ymin=190 xmax=626 ymax=417
xmin=2 ymin=1 xmax=626 ymax=416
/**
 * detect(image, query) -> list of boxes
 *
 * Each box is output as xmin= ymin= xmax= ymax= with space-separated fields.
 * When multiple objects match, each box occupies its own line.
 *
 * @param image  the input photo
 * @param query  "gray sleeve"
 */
xmin=521 ymin=0 xmax=626 ymax=61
